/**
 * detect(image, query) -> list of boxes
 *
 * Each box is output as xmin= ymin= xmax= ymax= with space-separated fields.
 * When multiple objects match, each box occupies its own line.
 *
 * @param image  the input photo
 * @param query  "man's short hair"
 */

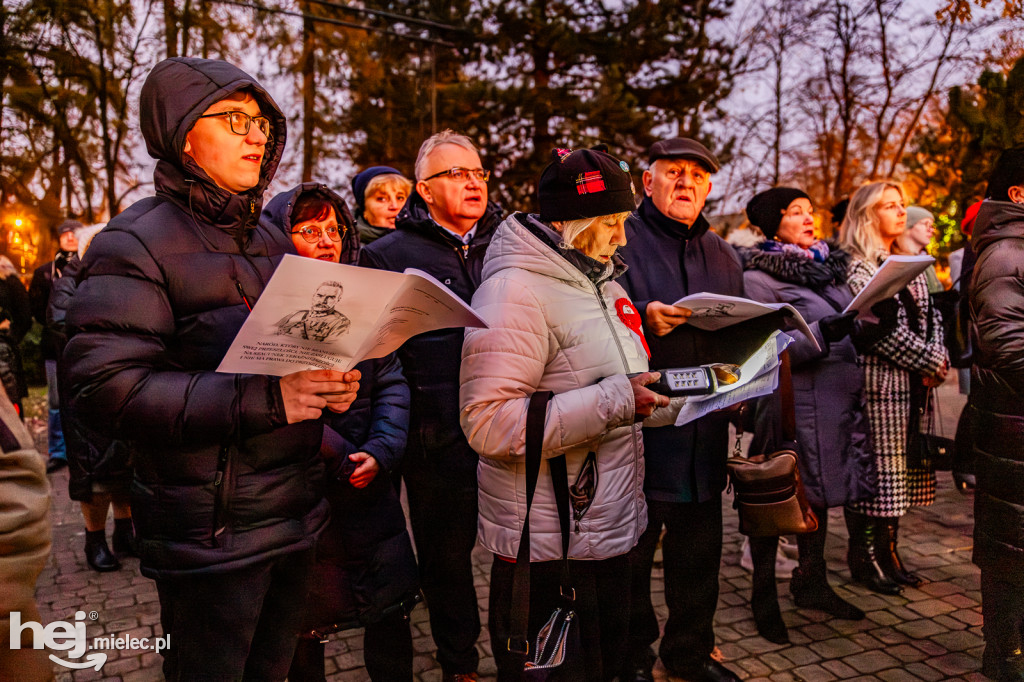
xmin=985 ymin=146 xmax=1024 ymax=201
xmin=414 ymin=130 xmax=479 ymax=181
xmin=317 ymin=280 xmax=344 ymax=293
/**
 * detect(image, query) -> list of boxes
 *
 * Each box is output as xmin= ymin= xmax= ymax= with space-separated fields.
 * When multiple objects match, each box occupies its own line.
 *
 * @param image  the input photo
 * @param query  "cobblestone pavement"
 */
xmin=36 ymin=378 xmax=983 ymax=682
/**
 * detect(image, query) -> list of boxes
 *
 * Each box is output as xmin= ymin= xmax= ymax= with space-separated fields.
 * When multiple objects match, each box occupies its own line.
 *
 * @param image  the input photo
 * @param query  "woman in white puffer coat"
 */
xmin=460 ymin=148 xmax=679 ymax=681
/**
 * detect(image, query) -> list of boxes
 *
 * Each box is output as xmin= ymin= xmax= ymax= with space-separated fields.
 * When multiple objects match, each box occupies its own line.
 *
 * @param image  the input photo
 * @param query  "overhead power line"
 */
xmin=302 ymin=0 xmax=470 ymax=36
xmin=210 ymin=0 xmax=459 ymax=48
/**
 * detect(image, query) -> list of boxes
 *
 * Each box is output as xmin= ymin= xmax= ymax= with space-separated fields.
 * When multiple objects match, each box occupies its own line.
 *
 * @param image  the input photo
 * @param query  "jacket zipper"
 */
xmin=589 ymin=278 xmax=645 ymax=538
xmin=454 ymin=243 xmax=473 ymax=283
xmin=211 ymin=443 xmax=231 ymax=546
xmin=236 ymin=281 xmax=252 ymax=311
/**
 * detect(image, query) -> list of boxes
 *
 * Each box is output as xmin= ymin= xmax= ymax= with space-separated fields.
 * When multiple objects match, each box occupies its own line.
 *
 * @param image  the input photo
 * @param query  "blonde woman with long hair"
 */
xmin=839 ymin=181 xmax=949 ymax=595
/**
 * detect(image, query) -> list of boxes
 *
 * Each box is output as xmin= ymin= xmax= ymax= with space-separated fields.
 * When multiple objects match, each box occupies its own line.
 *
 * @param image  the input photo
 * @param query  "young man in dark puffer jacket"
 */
xmin=63 ymin=58 xmax=360 ymax=681
xmin=969 ymin=147 xmax=1024 ymax=682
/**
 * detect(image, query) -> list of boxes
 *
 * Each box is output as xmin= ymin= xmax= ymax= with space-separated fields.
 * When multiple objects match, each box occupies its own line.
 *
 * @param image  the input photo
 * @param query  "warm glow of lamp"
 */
xmin=13 ymin=218 xmax=23 ymax=228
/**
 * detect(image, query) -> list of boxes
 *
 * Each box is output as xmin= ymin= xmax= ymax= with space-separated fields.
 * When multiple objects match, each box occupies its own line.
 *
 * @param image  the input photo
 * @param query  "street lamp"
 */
xmin=5 ymin=214 xmax=39 ymax=276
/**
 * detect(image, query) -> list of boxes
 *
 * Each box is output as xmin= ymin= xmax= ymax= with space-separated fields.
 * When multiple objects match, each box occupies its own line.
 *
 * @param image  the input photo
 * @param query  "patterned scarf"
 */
xmin=759 ymin=238 xmax=830 ymax=263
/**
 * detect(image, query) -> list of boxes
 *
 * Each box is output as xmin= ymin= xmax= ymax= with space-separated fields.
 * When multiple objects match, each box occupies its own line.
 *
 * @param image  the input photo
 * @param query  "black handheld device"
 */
xmin=631 ymin=364 xmax=741 ymax=397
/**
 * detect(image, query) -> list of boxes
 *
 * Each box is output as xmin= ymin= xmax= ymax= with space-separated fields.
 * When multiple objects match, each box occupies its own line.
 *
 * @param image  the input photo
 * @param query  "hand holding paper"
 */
xmin=646 ymin=301 xmax=692 ymax=336
xmin=280 ymin=368 xmax=361 ymax=423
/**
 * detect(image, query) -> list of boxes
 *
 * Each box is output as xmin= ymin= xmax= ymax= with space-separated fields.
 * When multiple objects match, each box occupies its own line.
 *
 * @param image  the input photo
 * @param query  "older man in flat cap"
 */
xmin=617 ymin=138 xmax=744 ymax=682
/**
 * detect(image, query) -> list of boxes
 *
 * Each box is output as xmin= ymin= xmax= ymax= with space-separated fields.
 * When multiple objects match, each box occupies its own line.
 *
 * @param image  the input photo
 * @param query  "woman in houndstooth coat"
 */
xmin=839 ymin=181 xmax=949 ymax=595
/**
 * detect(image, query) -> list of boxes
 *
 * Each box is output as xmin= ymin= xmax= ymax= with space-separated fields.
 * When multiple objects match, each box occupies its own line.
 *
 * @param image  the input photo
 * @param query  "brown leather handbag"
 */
xmin=727 ymin=352 xmax=819 ymax=537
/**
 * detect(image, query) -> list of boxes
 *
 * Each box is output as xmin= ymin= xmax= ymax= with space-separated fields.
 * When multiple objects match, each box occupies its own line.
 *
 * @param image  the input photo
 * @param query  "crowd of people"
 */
xmin=2 ymin=55 xmax=1022 ymax=682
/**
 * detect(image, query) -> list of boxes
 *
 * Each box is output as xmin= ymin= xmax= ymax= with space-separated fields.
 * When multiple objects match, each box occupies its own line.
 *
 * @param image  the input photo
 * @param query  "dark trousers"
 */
xmin=490 ymin=552 xmax=632 ymax=682
xmin=289 ymin=612 xmax=414 ymax=682
xmin=981 ymin=569 xmax=1024 ymax=681
xmin=404 ymin=460 xmax=480 ymax=675
xmin=629 ymin=496 xmax=723 ymax=675
xmin=155 ymin=548 xmax=315 ymax=682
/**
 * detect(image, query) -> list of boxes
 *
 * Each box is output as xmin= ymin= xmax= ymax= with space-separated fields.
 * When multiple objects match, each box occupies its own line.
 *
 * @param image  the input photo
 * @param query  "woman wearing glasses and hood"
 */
xmin=263 ymin=183 xmax=421 ymax=682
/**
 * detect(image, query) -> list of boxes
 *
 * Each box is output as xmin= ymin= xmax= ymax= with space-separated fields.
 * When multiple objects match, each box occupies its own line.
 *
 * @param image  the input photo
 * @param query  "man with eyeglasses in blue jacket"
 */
xmin=360 ymin=130 xmax=502 ymax=682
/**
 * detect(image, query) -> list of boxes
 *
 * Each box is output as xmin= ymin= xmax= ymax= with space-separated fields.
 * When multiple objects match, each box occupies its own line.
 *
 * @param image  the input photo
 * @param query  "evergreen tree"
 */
xmin=905 ymin=55 xmax=1024 ymax=223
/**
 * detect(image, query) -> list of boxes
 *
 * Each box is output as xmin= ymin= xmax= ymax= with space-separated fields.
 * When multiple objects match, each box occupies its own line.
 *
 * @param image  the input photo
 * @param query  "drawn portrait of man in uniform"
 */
xmin=275 ymin=280 xmax=351 ymax=343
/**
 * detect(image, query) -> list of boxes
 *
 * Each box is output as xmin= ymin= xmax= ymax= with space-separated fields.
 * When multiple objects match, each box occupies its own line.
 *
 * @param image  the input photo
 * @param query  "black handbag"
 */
xmin=727 ymin=352 xmax=819 ymax=537
xmin=508 ymin=391 xmax=584 ymax=681
xmin=907 ymin=387 xmax=954 ymax=471
xmin=932 ymin=285 xmax=972 ymax=369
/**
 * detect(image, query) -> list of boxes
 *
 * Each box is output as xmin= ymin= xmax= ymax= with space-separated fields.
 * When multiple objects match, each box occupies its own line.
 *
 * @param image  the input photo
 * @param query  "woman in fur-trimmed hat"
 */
xmin=738 ymin=187 xmax=883 ymax=643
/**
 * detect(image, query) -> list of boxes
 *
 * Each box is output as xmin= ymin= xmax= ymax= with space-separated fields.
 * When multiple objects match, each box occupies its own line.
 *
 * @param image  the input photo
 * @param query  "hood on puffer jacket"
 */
xmin=139 ymin=57 xmax=287 ymax=232
xmin=263 ymin=183 xmax=360 ymax=265
xmin=482 ymin=212 xmax=623 ymax=289
xmin=971 ymin=200 xmax=1024 ymax=256
xmin=736 ymin=241 xmax=850 ymax=289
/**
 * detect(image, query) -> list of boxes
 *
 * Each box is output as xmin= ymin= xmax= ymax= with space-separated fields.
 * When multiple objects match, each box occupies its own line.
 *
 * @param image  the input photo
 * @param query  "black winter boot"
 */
xmin=791 ymin=510 xmax=865 ymax=620
xmin=112 ymin=517 xmax=136 ymax=557
xmin=85 ymin=529 xmax=120 ymax=572
xmin=844 ymin=509 xmax=901 ymax=595
xmin=881 ymin=517 xmax=922 ymax=587
xmin=749 ymin=536 xmax=789 ymax=644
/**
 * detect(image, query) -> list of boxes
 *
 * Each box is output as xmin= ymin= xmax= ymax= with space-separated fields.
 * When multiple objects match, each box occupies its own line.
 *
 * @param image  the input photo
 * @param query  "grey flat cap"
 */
xmin=647 ymin=138 xmax=720 ymax=172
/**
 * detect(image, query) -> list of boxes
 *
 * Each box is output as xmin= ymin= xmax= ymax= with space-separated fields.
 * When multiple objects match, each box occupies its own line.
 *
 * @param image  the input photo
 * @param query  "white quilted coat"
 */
xmin=460 ymin=213 xmax=665 ymax=562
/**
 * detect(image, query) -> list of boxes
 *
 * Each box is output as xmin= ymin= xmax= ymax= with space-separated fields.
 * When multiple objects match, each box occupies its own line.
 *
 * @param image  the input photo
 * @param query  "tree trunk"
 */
xmin=300 ymin=0 xmax=314 ymax=182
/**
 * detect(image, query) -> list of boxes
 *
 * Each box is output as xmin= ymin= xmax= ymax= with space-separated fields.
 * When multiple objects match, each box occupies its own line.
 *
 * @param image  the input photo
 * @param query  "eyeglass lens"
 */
xmin=297 ymin=225 xmax=344 ymax=243
xmin=228 ymin=112 xmax=272 ymax=137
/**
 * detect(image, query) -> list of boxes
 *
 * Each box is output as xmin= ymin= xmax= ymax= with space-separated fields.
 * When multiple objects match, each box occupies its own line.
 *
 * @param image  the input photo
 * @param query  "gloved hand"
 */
xmin=852 ymin=298 xmax=900 ymax=353
xmin=819 ymin=310 xmax=859 ymax=343
xmin=869 ymin=298 xmax=899 ymax=331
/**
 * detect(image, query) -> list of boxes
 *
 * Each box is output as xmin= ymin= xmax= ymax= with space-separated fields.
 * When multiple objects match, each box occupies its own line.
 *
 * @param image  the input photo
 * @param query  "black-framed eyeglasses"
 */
xmin=290 ymin=224 xmax=346 ymax=243
xmin=196 ymin=111 xmax=273 ymax=138
xmin=423 ymin=167 xmax=491 ymax=183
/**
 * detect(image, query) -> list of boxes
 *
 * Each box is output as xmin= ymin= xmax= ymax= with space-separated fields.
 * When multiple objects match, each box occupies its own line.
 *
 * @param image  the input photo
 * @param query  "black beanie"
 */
xmin=351 ymin=166 xmax=403 ymax=214
xmin=745 ymin=187 xmax=810 ymax=240
xmin=538 ymin=147 xmax=637 ymax=222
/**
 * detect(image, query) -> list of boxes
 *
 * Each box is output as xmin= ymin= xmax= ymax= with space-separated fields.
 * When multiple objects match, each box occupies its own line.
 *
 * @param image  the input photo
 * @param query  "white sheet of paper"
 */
xmin=671 ymin=292 xmax=819 ymax=351
xmin=673 ymin=331 xmax=794 ymax=426
xmin=843 ymin=254 xmax=934 ymax=318
xmin=217 ymin=255 xmax=486 ymax=376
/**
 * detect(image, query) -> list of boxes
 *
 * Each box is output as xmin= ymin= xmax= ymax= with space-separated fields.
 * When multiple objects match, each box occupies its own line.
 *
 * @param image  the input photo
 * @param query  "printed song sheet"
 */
xmin=217 ymin=254 xmax=487 ymax=376
xmin=844 ymin=254 xmax=934 ymax=318
xmin=671 ymin=292 xmax=819 ymax=351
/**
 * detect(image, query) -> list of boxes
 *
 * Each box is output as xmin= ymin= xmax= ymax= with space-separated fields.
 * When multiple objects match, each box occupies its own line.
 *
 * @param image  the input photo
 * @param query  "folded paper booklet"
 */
xmin=672 ymin=292 xmax=819 ymax=351
xmin=217 ymin=254 xmax=487 ymax=376
xmin=843 ymin=254 xmax=934 ymax=318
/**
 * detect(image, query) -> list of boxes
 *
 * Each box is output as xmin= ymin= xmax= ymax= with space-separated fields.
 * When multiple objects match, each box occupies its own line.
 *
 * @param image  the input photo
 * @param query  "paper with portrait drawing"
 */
xmin=843 ymin=254 xmax=934 ymax=319
xmin=670 ymin=292 xmax=818 ymax=351
xmin=674 ymin=330 xmax=794 ymax=426
xmin=217 ymin=254 xmax=487 ymax=376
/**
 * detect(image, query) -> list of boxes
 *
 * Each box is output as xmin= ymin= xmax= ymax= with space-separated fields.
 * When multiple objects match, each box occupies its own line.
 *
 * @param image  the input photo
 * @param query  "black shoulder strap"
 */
xmin=508 ymin=390 xmax=554 ymax=657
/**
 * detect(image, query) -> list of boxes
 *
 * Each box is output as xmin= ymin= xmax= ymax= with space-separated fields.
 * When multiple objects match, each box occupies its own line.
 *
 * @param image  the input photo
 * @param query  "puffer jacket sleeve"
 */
xmin=973 ymin=259 xmax=1024 ymax=394
xmin=848 ymin=262 xmax=947 ymax=377
xmin=46 ymin=256 xmax=79 ymax=350
xmin=358 ymin=354 xmax=410 ymax=473
xmin=460 ymin=274 xmax=635 ymax=461
xmin=64 ymin=229 xmax=285 ymax=446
